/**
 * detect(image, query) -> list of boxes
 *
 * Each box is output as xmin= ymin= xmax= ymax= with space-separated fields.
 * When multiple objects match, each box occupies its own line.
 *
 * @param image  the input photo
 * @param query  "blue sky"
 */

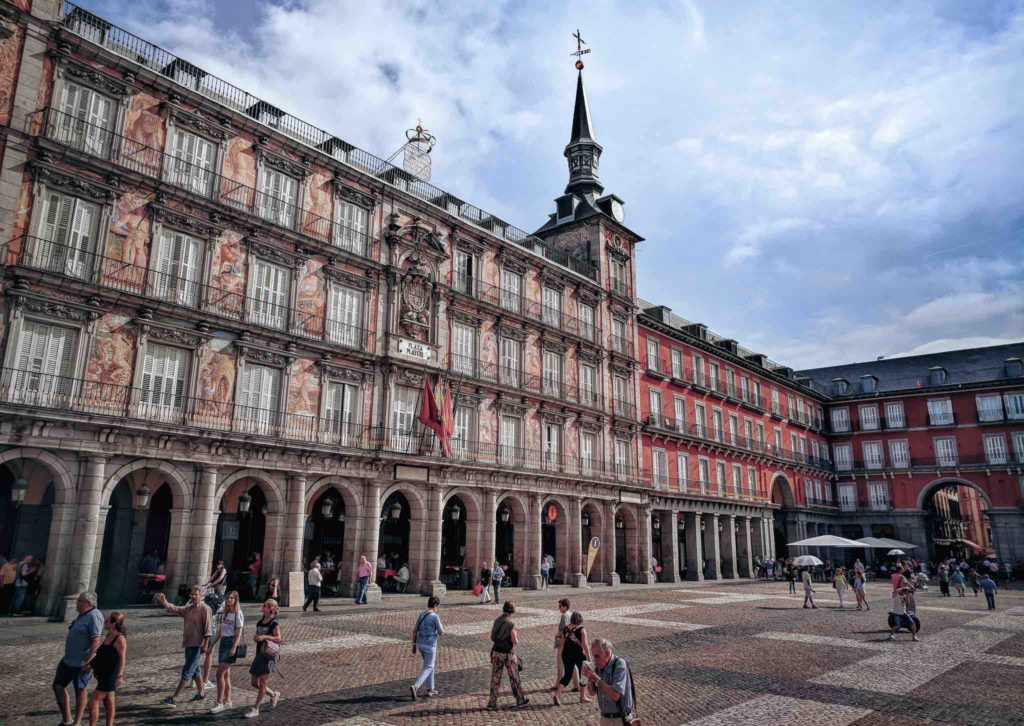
xmin=82 ymin=0 xmax=1024 ymax=368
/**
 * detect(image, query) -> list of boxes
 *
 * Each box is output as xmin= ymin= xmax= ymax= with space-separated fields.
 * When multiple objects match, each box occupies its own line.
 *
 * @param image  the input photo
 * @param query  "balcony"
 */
xmin=739 ymin=389 xmax=766 ymax=411
xmin=928 ymin=411 xmax=956 ymax=427
xmin=41 ymin=108 xmax=373 ymax=259
xmin=14 ymin=236 xmax=374 ymax=351
xmin=610 ymin=277 xmax=631 ymax=299
xmin=830 ymin=420 xmax=852 ymax=434
xmin=448 ymin=354 xmax=604 ymax=411
xmin=613 ymin=398 xmax=636 ymax=419
xmin=977 ymin=409 xmax=1005 ymax=424
xmin=611 ymin=334 xmax=632 ymax=357
xmin=868 ymin=497 xmax=892 ymax=512
xmin=883 ymin=418 xmax=907 ymax=430
xmin=656 ymin=475 xmax=763 ymax=501
xmin=804 ymin=497 xmax=837 ymax=509
xmin=645 ymin=357 xmax=668 ymax=380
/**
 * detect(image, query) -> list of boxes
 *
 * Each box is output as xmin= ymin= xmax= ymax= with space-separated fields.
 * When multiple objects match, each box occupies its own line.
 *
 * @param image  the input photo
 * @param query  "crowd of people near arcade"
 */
xmin=0 ymin=553 xmax=45 ymax=615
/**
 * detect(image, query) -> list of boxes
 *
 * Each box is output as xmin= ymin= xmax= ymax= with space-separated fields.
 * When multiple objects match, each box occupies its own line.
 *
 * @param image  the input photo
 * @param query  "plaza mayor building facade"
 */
xmin=0 ymin=1 xmax=1021 ymax=618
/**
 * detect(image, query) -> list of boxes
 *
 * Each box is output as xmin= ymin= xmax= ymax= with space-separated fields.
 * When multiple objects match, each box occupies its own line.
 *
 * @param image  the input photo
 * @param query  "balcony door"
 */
xmin=138 ymin=342 xmax=188 ymax=423
xmin=38 ymin=192 xmax=98 ymax=280
xmin=59 ymin=82 xmax=113 ymax=157
xmin=153 ymin=229 xmax=202 ymax=307
xmin=324 ymin=380 xmax=358 ymax=446
xmin=168 ymin=129 xmax=216 ymax=196
xmin=10 ymin=320 xmax=77 ymax=407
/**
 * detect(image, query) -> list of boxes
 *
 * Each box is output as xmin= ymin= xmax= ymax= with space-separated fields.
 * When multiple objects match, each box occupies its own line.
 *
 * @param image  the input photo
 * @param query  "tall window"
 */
xmin=11 ymin=320 xmax=77 ymax=403
xmin=927 ymin=398 xmax=954 ymax=426
xmin=648 ymin=388 xmax=663 ymax=423
xmin=139 ymin=343 xmax=188 ymax=421
xmin=698 ymin=458 xmax=710 ymax=490
xmin=612 ymin=317 xmax=626 ymax=351
xmin=453 ymin=250 xmax=476 ymax=296
xmin=248 ymin=259 xmax=290 ymax=330
xmin=500 ymin=415 xmax=522 ymax=466
xmin=732 ymin=464 xmax=742 ymax=495
xmin=153 ymin=228 xmax=202 ymax=307
xmin=773 ymin=428 xmax=783 ymax=451
xmin=324 ymin=380 xmax=359 ymax=445
xmin=543 ymin=421 xmax=561 ymax=469
xmin=715 ymin=462 xmax=727 ymax=495
xmin=1013 ymin=431 xmax=1024 ymax=460
xmin=830 ymin=407 xmax=850 ymax=432
xmin=671 ymin=349 xmax=683 ymax=379
xmin=580 ymin=364 xmax=598 ymax=407
xmin=167 ymin=129 xmax=215 ymax=196
xmin=58 ymin=81 xmax=113 ymax=156
xmin=499 ymin=337 xmax=521 ymax=387
xmin=747 ymin=466 xmax=757 ymax=496
xmin=542 ymin=287 xmax=562 ymax=327
xmin=834 ymin=443 xmax=853 ymax=470
xmin=756 ymin=422 xmax=765 ymax=446
xmin=693 ymin=355 xmax=705 ymax=387
xmin=983 ymin=435 xmax=1007 ymax=465
xmin=868 ymin=482 xmax=890 ymax=510
xmin=610 ymin=258 xmax=626 ymax=293
xmin=885 ymin=401 xmax=905 ymax=428
xmin=728 ymin=413 xmax=739 ymax=444
xmin=1005 ymin=392 xmax=1024 ymax=420
xmin=578 ymin=302 xmax=595 ymax=340
xmin=237 ymin=364 xmax=281 ymax=435
xmin=839 ymin=484 xmax=857 ymax=512
xmin=858 ymin=405 xmax=879 ymax=430
xmin=37 ymin=192 xmax=99 ymax=280
xmin=694 ymin=403 xmax=706 ymax=436
xmin=976 ymin=394 xmax=1003 ymax=422
xmin=392 ymin=386 xmax=420 ymax=453
xmin=709 ymin=362 xmax=720 ymax=390
xmin=451 ymin=323 xmax=476 ymax=376
xmin=500 ymin=269 xmax=522 ymax=313
xmin=726 ymin=369 xmax=736 ymax=396
xmin=542 ymin=350 xmax=562 ymax=397
xmin=771 ymin=388 xmax=780 ymax=414
xmin=257 ymin=167 xmax=298 ymax=228
xmin=674 ymin=397 xmax=687 ymax=429
xmin=334 ymin=200 xmax=368 ymax=254
xmin=863 ymin=442 xmax=883 ymax=469
xmin=934 ymin=437 xmax=958 ymax=466
xmin=889 ymin=440 xmax=909 ymax=468
xmin=744 ymin=419 xmax=754 ymax=444
xmin=614 ymin=438 xmax=630 ymax=476
xmin=613 ymin=375 xmax=630 ymax=415
xmin=580 ymin=432 xmax=596 ymax=474
xmin=327 ymin=284 xmax=362 ymax=348
xmin=677 ymin=453 xmax=689 ymax=482
xmin=452 ymin=405 xmax=473 ymax=459
xmin=646 ymin=338 xmax=660 ymax=371
xmin=712 ymin=409 xmax=723 ymax=442
xmin=652 ymin=448 xmax=668 ymax=487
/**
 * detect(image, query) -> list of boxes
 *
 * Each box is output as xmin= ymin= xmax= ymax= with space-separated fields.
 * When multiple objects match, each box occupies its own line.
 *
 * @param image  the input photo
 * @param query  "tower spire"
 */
xmin=565 ymin=31 xmax=603 ymax=198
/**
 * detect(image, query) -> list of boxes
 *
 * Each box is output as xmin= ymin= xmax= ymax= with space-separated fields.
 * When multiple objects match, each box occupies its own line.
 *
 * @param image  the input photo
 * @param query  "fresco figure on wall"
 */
xmin=295 ymin=260 xmax=325 ymax=337
xmin=196 ymin=339 xmax=235 ymax=425
xmin=208 ymin=231 xmax=245 ymax=316
xmin=85 ymin=314 xmax=135 ymax=411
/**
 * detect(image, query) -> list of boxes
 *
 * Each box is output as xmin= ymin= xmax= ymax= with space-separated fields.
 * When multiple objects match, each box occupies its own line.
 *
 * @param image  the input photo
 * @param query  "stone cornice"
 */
xmin=246 ymin=237 xmax=307 ymax=269
xmin=149 ymin=202 xmax=225 ymax=238
xmin=163 ymin=104 xmax=230 ymax=140
xmin=323 ymin=265 xmax=375 ymax=290
xmin=52 ymin=55 xmax=136 ymax=97
xmin=30 ymin=163 xmax=120 ymax=204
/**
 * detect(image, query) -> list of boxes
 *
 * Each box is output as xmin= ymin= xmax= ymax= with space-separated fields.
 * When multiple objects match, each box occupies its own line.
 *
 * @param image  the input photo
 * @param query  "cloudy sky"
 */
xmin=83 ymin=0 xmax=1024 ymax=368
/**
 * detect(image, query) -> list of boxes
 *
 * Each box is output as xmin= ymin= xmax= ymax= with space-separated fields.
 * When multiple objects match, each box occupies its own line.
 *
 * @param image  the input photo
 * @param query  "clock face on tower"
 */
xmin=610 ymin=199 xmax=624 ymax=223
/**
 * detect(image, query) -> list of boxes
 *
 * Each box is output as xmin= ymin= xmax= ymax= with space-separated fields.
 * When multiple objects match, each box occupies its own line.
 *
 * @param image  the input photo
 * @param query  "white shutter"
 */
xmin=500 ymin=338 xmax=519 ymax=385
xmin=249 ymin=260 xmax=288 ymax=329
xmin=154 ymin=229 xmax=176 ymax=300
xmin=140 ymin=343 xmax=188 ymax=420
xmin=64 ymin=198 xmax=97 ymax=279
xmin=85 ymin=92 xmax=112 ymax=156
xmin=452 ymin=323 xmax=474 ymax=374
xmin=60 ymin=83 xmax=91 ymax=147
xmin=328 ymin=285 xmax=361 ymax=346
xmin=192 ymin=136 xmax=214 ymax=195
xmin=14 ymin=322 xmax=76 ymax=402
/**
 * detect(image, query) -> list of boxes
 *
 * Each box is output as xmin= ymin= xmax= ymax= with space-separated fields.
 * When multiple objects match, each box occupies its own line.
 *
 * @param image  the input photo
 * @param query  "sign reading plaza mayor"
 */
xmin=398 ymin=338 xmax=432 ymax=361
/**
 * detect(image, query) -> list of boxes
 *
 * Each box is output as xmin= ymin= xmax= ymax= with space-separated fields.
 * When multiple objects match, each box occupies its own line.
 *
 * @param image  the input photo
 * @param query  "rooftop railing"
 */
xmin=60 ymin=3 xmax=598 ymax=281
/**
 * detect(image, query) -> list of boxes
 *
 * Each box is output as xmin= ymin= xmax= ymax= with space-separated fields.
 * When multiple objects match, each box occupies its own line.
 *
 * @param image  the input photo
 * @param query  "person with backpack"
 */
xmin=486 ymin=601 xmax=529 ymax=710
xmin=245 ymin=599 xmax=282 ymax=719
xmin=553 ymin=611 xmax=592 ymax=706
xmin=582 ymin=638 xmax=638 ymax=726
xmin=491 ymin=561 xmax=505 ymax=604
xmin=410 ymin=596 xmax=445 ymax=700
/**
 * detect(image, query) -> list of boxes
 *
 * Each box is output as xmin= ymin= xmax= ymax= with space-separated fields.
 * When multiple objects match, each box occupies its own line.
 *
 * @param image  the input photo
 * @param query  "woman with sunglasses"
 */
xmin=83 ymin=612 xmax=127 ymax=726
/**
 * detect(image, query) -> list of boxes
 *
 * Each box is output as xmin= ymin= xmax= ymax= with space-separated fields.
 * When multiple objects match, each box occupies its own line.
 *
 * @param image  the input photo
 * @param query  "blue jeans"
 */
xmin=492 ymin=581 xmax=501 ymax=603
xmin=180 ymin=646 xmax=203 ymax=681
xmin=356 ymin=576 xmax=369 ymax=604
xmin=10 ymin=585 xmax=27 ymax=613
xmin=414 ymin=644 xmax=436 ymax=690
xmin=541 ymin=572 xmax=549 ymax=589
xmin=985 ymin=593 xmax=996 ymax=609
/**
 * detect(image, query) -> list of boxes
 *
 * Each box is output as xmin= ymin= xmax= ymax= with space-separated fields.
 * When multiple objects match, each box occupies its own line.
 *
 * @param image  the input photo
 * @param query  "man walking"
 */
xmin=304 ymin=559 xmax=322 ymax=611
xmin=979 ymin=573 xmax=998 ymax=610
xmin=53 ymin=591 xmax=103 ymax=726
xmin=355 ymin=555 xmax=372 ymax=604
xmin=491 ymin=561 xmax=504 ymax=604
xmin=11 ymin=554 xmax=34 ymax=614
xmin=157 ymin=586 xmax=213 ymax=707
xmin=582 ymin=638 xmax=636 ymax=726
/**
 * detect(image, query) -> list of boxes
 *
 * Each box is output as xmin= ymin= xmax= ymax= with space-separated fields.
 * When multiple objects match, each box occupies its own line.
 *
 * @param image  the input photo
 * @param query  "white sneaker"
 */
xmin=245 ymin=708 xmax=260 ymax=719
xmin=210 ymin=703 xmax=226 ymax=714
xmin=270 ymin=691 xmax=280 ymax=709
xmin=912 ymin=635 xmax=920 ymax=642
xmin=888 ymin=634 xmax=896 ymax=640
xmin=205 ymin=680 xmax=217 ymax=690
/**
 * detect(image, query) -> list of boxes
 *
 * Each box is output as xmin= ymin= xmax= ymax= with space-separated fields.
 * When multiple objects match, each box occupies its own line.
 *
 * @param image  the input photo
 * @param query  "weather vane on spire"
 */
xmin=571 ymin=29 xmax=590 ymax=70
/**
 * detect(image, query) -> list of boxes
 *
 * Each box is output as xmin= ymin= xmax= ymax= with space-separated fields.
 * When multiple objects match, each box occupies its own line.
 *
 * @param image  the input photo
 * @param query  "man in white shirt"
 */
xmin=304 ymin=560 xmax=323 ymax=612
xmin=888 ymin=587 xmax=919 ymax=641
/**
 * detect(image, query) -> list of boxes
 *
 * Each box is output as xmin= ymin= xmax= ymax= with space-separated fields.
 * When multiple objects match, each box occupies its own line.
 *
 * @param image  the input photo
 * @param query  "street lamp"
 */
xmin=10 ymin=477 xmax=28 ymax=506
xmin=581 ymin=512 xmax=590 ymax=527
xmin=260 ymin=504 xmax=268 ymax=516
xmin=615 ymin=517 xmax=624 ymax=530
xmin=321 ymin=497 xmax=335 ymax=519
xmin=135 ymin=483 xmax=151 ymax=509
xmin=500 ymin=507 xmax=510 ymax=524
xmin=336 ymin=507 xmax=346 ymax=523
xmin=238 ymin=491 xmax=252 ymax=515
xmin=448 ymin=503 xmax=461 ymax=522
xmin=390 ymin=500 xmax=402 ymax=520
xmin=678 ymin=519 xmax=685 ymax=532
xmin=652 ymin=517 xmax=660 ymax=531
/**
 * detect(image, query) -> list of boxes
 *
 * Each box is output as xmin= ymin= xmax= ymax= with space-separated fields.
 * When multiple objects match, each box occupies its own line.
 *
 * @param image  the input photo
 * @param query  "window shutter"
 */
xmin=66 ymin=200 xmax=96 ymax=278
xmin=85 ymin=92 xmax=112 ymax=154
xmin=178 ymin=233 xmax=200 ymax=305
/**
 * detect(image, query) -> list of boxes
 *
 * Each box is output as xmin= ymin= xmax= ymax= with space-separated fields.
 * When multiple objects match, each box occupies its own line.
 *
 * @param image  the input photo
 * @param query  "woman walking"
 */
xmin=486 ymin=601 xmax=529 ymax=711
xmin=951 ymin=568 xmax=966 ymax=597
xmin=938 ymin=565 xmax=950 ymax=597
xmin=852 ymin=570 xmax=869 ymax=611
xmin=553 ymin=611 xmax=592 ymax=706
xmin=552 ymin=598 xmax=579 ymax=692
xmin=801 ymin=568 xmax=817 ymax=609
xmin=785 ymin=565 xmax=796 ymax=594
xmin=211 ymin=591 xmax=244 ymax=713
xmin=84 ymin=612 xmax=127 ymax=726
xmin=833 ymin=567 xmax=848 ymax=609
xmin=479 ymin=561 xmax=491 ymax=604
xmin=410 ymin=596 xmax=445 ymax=700
xmin=969 ymin=568 xmax=980 ymax=597
xmin=491 ymin=561 xmax=504 ymax=604
xmin=245 ymin=599 xmax=282 ymax=719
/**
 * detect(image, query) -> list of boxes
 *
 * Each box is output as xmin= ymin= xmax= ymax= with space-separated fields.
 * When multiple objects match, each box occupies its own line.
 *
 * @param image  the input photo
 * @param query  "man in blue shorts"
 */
xmin=53 ymin=591 xmax=103 ymax=726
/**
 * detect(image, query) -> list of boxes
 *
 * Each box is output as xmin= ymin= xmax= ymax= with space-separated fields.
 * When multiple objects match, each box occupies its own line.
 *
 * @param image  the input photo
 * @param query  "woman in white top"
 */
xmin=211 ymin=591 xmax=244 ymax=713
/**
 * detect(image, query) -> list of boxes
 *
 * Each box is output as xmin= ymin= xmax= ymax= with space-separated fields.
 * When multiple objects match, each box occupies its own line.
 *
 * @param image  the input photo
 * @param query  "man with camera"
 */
xmin=581 ymin=637 xmax=639 ymax=725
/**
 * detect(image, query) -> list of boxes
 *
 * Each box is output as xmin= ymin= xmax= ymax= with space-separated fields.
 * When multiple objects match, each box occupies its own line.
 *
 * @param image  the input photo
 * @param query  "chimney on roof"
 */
xmin=646 ymin=305 xmax=672 ymax=323
xmin=717 ymin=339 xmax=739 ymax=355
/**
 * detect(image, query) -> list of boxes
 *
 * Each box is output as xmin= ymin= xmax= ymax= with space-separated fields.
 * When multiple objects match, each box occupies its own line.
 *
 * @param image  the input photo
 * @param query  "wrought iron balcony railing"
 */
xmin=41 ymin=108 xmax=372 ymax=259
xmin=447 ymin=353 xmax=605 ymax=411
xmin=14 ymin=235 xmax=374 ymax=351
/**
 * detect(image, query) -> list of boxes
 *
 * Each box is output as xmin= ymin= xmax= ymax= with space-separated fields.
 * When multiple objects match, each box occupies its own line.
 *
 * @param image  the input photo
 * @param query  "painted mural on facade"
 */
xmin=0 ymin=25 xmax=24 ymax=126
xmin=221 ymin=136 xmax=256 ymax=204
xmin=195 ymin=337 xmax=236 ymax=426
xmin=208 ymin=229 xmax=245 ymax=317
xmin=84 ymin=313 xmax=135 ymax=410
xmin=103 ymin=191 xmax=151 ymax=291
xmin=7 ymin=176 xmax=33 ymax=262
xmin=302 ymin=170 xmax=332 ymax=241
xmin=287 ymin=358 xmax=320 ymax=422
xmin=295 ymin=257 xmax=325 ymax=337
xmin=124 ymin=91 xmax=165 ymax=163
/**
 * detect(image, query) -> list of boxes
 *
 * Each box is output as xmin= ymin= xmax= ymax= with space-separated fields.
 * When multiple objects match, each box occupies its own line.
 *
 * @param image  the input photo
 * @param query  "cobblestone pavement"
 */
xmin=2 ymin=580 xmax=1023 ymax=725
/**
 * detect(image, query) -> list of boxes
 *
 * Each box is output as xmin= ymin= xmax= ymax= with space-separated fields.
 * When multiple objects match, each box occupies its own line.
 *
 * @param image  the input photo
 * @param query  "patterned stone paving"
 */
xmin=0 ymin=580 xmax=1022 ymax=725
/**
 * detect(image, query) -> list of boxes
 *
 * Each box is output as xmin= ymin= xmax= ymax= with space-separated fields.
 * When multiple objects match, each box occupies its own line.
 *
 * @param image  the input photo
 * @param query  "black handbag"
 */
xmin=234 ymin=644 xmax=248 ymax=659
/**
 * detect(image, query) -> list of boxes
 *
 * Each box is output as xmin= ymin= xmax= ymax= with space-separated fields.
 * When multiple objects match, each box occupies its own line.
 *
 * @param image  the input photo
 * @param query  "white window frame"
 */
xmin=927 ymin=398 xmax=954 ymax=426
xmin=137 ymin=341 xmax=190 ymax=422
xmin=889 ymin=439 xmax=910 ymax=469
xmin=671 ymin=349 xmax=683 ymax=379
xmin=934 ymin=436 xmax=958 ymax=467
xmin=652 ymin=447 xmax=668 ymax=487
xmin=858 ymin=404 xmax=880 ymax=431
xmin=500 ymin=268 xmax=523 ymax=314
xmin=542 ymin=287 xmax=562 ymax=328
xmin=885 ymin=401 xmax=905 ymax=428
xmin=830 ymin=407 xmax=851 ymax=432
xmin=976 ymin=394 xmax=1003 ymax=423
xmin=257 ymin=166 xmax=299 ymax=229
xmin=247 ymin=257 xmax=291 ymax=330
xmin=322 ymin=378 xmax=361 ymax=446
xmin=834 ymin=443 xmax=853 ymax=471
xmin=451 ymin=322 xmax=477 ymax=376
xmin=333 ymin=198 xmax=369 ymax=254
xmin=983 ymin=434 xmax=1008 ymax=465
xmin=862 ymin=441 xmax=884 ymax=470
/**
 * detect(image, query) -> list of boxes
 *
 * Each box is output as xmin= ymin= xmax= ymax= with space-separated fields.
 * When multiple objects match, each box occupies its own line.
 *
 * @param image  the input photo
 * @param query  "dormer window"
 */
xmin=1006 ymin=358 xmax=1023 ymax=378
xmin=831 ymin=378 xmax=849 ymax=396
xmin=860 ymin=375 xmax=877 ymax=393
xmin=928 ymin=367 xmax=947 ymax=386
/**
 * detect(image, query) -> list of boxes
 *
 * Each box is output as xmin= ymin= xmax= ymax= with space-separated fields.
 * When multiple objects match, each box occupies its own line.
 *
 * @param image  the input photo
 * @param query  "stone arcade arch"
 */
xmin=495 ymin=492 xmax=530 ymax=587
xmin=304 ymin=476 xmax=361 ymax=596
xmin=580 ymin=500 xmax=605 ymax=583
xmin=540 ymin=495 xmax=572 ymax=585
xmin=918 ymin=477 xmax=995 ymax=561
xmin=377 ymin=484 xmax=428 ymax=591
xmin=214 ymin=470 xmax=286 ymax=598
xmin=441 ymin=488 xmax=483 ymax=590
xmin=613 ymin=503 xmax=640 ymax=582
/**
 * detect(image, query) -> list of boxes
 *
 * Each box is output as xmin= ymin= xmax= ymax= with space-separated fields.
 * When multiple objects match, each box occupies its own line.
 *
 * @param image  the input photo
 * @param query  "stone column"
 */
xmin=638 ymin=505 xmax=655 ymax=584
xmin=570 ymin=497 xmax=586 ymax=587
xmin=187 ymin=466 xmax=218 ymax=587
xmin=988 ymin=510 xmax=1024 ymax=564
xmin=420 ymin=485 xmax=447 ymax=597
xmin=766 ymin=516 xmax=776 ymax=559
xmin=61 ymin=456 xmax=106 ymax=619
xmin=684 ymin=511 xmax=703 ymax=581
xmin=604 ymin=500 xmax=619 ymax=586
xmin=750 ymin=516 xmax=765 ymax=566
xmin=359 ymin=481 xmax=383 ymax=602
xmin=480 ymin=489 xmax=497 ymax=568
xmin=720 ymin=514 xmax=739 ymax=579
xmin=738 ymin=517 xmax=753 ymax=578
xmin=661 ymin=510 xmax=681 ymax=583
xmin=282 ymin=473 xmax=306 ymax=608
xmin=702 ymin=513 xmax=721 ymax=580
xmin=527 ymin=494 xmax=543 ymax=589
